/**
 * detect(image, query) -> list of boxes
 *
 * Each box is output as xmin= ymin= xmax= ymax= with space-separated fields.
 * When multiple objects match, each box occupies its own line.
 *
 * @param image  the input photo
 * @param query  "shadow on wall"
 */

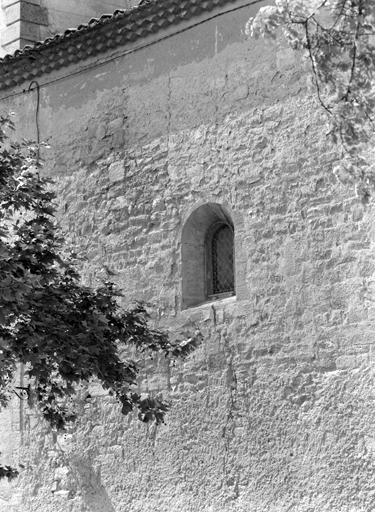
xmin=70 ymin=454 xmax=115 ymax=512
xmin=82 ymin=487 xmax=115 ymax=512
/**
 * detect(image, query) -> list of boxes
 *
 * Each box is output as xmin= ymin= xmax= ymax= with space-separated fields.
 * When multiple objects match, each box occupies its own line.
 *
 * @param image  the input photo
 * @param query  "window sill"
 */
xmin=207 ymin=291 xmax=235 ymax=301
xmin=183 ymin=293 xmax=236 ymax=311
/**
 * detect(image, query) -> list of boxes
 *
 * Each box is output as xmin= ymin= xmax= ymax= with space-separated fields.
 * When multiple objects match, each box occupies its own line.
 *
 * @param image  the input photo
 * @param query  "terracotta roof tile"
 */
xmin=0 ymin=0 xmax=236 ymax=91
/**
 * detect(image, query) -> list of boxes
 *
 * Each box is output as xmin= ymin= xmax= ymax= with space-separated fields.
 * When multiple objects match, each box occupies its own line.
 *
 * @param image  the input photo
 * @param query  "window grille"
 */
xmin=211 ymin=225 xmax=234 ymax=294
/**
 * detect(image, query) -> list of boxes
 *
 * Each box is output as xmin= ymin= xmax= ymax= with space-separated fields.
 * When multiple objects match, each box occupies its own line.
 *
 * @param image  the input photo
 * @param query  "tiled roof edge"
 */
xmin=0 ymin=0 xmax=236 ymax=92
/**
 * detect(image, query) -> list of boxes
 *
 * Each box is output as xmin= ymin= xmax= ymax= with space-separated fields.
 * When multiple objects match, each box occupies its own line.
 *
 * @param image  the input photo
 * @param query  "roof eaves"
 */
xmin=0 ymin=0 xmax=235 ymax=91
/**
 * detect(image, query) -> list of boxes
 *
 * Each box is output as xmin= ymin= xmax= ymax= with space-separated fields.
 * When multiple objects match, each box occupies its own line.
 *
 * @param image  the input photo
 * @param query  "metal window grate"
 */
xmin=212 ymin=225 xmax=234 ymax=294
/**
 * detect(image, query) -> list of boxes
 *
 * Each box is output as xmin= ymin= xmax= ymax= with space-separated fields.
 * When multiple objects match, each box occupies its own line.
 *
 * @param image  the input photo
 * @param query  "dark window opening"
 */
xmin=211 ymin=225 xmax=235 ymax=295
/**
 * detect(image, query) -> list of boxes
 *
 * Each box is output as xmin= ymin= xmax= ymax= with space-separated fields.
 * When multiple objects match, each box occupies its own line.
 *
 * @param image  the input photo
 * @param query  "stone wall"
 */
xmin=1 ymin=1 xmax=375 ymax=511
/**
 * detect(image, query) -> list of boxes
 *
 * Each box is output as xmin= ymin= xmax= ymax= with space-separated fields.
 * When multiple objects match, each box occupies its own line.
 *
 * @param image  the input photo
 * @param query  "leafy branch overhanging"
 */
xmin=250 ymin=0 xmax=375 ymax=201
xmin=0 ymin=115 xmax=200 ymax=480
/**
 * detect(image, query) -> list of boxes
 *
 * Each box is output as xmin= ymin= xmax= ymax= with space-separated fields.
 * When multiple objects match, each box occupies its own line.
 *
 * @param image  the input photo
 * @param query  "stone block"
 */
xmin=352 ymin=205 xmax=363 ymax=222
xmin=336 ymin=355 xmax=358 ymax=369
xmin=1 ymin=19 xmax=40 ymax=45
xmin=107 ymin=117 xmax=123 ymax=135
xmin=232 ymin=83 xmax=249 ymax=101
xmin=3 ymin=36 xmax=32 ymax=53
xmin=68 ymin=201 xmax=88 ymax=214
xmin=152 ymin=198 xmax=165 ymax=212
xmin=112 ymin=129 xmax=125 ymax=146
xmin=108 ymin=161 xmax=124 ymax=183
xmin=95 ymin=124 xmax=106 ymax=140
xmin=5 ymin=1 xmax=48 ymax=26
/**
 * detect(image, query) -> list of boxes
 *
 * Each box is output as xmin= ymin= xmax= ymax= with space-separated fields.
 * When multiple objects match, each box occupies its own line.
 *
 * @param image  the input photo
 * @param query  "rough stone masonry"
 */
xmin=1 ymin=0 xmax=375 ymax=511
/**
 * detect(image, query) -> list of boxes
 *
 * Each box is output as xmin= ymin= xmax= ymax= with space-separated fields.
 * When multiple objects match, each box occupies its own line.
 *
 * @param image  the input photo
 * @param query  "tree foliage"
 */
xmin=0 ymin=115 xmax=200 ymax=480
xmin=250 ymin=0 xmax=375 ymax=201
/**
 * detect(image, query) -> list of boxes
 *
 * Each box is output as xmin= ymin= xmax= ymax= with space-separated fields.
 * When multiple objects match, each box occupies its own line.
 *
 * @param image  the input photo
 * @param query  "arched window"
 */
xmin=181 ymin=203 xmax=235 ymax=309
